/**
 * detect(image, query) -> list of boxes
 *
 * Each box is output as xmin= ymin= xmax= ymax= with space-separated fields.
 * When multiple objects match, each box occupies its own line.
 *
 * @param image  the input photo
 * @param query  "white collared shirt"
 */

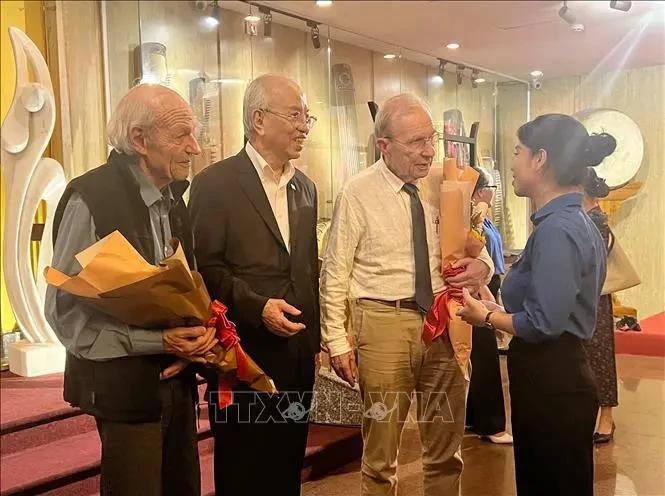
xmin=320 ymin=158 xmax=494 ymax=357
xmin=245 ymin=141 xmax=296 ymax=251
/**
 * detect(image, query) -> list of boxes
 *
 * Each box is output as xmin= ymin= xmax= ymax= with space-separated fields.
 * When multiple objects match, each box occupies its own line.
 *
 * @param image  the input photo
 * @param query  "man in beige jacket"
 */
xmin=320 ymin=93 xmax=494 ymax=496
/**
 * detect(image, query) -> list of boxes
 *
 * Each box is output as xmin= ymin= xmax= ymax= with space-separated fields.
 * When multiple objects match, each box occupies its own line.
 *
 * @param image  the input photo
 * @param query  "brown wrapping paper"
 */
xmin=439 ymin=159 xmax=484 ymax=379
xmin=45 ymin=231 xmax=277 ymax=396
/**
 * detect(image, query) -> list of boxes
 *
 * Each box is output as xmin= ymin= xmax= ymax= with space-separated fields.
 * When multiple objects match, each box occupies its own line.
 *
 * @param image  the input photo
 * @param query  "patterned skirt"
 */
xmin=583 ymin=294 xmax=618 ymax=407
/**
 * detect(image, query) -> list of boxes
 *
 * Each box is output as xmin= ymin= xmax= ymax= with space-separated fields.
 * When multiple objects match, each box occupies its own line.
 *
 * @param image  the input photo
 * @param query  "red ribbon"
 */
xmin=207 ymin=300 xmax=243 ymax=408
xmin=422 ymin=264 xmax=465 ymax=345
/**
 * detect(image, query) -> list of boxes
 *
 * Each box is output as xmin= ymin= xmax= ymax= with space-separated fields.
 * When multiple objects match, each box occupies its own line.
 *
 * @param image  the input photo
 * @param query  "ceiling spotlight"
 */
xmin=316 ymin=0 xmax=333 ymax=6
xmin=204 ymin=0 xmax=221 ymax=27
xmin=456 ymin=64 xmax=465 ymax=86
xmin=530 ymin=70 xmax=544 ymax=77
xmin=307 ymin=21 xmax=321 ymax=49
xmin=609 ymin=1 xmax=632 ymax=12
xmin=446 ymin=42 xmax=460 ymax=50
xmin=259 ymin=7 xmax=272 ymax=37
xmin=384 ymin=53 xmax=397 ymax=59
xmin=434 ymin=59 xmax=447 ymax=82
xmin=471 ymin=69 xmax=485 ymax=88
xmin=559 ymin=1 xmax=585 ymax=32
xmin=244 ymin=14 xmax=260 ymax=22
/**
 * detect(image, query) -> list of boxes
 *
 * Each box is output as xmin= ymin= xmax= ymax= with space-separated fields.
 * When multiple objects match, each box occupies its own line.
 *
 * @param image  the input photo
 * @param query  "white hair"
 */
xmin=106 ymin=89 xmax=156 ymax=155
xmin=374 ymin=93 xmax=432 ymax=139
xmin=243 ymin=75 xmax=272 ymax=138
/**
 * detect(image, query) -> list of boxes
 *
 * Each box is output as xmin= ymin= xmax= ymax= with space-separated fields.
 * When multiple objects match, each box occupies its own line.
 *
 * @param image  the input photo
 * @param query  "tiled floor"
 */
xmin=303 ymin=354 xmax=665 ymax=496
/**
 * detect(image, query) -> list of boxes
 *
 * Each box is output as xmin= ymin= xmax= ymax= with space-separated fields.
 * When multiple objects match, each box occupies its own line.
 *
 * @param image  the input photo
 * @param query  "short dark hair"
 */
xmin=517 ymin=113 xmax=616 ymax=186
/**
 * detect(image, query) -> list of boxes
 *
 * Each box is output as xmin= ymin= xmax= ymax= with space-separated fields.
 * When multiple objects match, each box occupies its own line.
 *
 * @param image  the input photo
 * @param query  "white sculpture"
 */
xmin=1 ymin=27 xmax=67 ymax=376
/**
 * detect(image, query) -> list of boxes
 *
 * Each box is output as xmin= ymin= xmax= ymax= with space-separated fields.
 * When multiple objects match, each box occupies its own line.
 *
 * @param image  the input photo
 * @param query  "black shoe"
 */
xmin=593 ymin=423 xmax=615 ymax=444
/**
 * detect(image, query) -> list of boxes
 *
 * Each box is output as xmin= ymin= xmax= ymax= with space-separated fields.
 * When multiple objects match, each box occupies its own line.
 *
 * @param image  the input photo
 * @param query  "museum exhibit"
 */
xmin=0 ymin=1 xmax=663 ymax=495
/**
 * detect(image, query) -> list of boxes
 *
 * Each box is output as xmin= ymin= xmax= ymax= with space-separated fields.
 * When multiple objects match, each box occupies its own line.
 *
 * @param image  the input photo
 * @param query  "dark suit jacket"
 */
xmin=189 ymin=149 xmax=320 ymax=391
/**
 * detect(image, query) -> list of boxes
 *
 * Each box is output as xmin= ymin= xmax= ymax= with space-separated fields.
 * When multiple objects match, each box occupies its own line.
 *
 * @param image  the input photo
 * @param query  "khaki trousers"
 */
xmin=351 ymin=299 xmax=468 ymax=496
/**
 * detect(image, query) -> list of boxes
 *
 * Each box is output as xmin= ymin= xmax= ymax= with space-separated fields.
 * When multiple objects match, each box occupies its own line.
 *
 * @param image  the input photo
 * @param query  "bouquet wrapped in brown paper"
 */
xmin=422 ymin=158 xmax=488 ymax=379
xmin=45 ymin=231 xmax=277 ymax=407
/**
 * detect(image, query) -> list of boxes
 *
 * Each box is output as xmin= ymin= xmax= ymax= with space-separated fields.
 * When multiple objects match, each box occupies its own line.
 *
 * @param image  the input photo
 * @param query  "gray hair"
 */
xmin=374 ymin=93 xmax=432 ymax=139
xmin=243 ymin=75 xmax=272 ymax=138
xmin=106 ymin=87 xmax=156 ymax=155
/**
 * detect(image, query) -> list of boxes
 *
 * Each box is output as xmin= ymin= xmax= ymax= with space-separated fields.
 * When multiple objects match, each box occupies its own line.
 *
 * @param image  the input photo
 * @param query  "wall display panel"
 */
xmin=496 ymin=82 xmax=530 ymax=250
xmin=102 ymin=1 xmax=528 ymax=229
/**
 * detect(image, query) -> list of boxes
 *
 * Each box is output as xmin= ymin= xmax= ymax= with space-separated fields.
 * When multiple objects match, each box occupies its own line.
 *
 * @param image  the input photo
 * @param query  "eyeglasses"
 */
xmin=386 ymin=132 xmax=439 ymax=151
xmin=259 ymin=108 xmax=317 ymax=129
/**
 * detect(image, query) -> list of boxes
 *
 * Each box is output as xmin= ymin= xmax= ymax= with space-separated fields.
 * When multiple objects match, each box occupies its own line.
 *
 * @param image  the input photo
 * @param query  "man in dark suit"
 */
xmin=189 ymin=74 xmax=320 ymax=496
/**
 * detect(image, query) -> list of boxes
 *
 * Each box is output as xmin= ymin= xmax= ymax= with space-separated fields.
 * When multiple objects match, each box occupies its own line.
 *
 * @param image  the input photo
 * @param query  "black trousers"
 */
xmin=466 ymin=275 xmax=506 ymax=436
xmin=508 ymin=333 xmax=598 ymax=496
xmin=210 ymin=353 xmax=316 ymax=496
xmin=95 ymin=377 xmax=201 ymax=496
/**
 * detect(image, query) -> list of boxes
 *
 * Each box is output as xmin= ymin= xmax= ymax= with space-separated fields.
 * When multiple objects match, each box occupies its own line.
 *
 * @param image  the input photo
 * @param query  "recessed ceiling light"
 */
xmin=530 ymin=70 xmax=543 ymax=77
xmin=244 ymin=15 xmax=260 ymax=22
xmin=316 ymin=0 xmax=333 ymax=6
xmin=572 ymin=23 xmax=585 ymax=32
xmin=474 ymin=78 xmax=486 ymax=84
xmin=384 ymin=53 xmax=397 ymax=59
xmin=446 ymin=42 xmax=460 ymax=50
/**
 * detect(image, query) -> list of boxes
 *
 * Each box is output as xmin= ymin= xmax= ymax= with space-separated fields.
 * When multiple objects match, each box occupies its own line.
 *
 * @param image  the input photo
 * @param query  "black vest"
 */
xmin=52 ymin=151 xmax=196 ymax=422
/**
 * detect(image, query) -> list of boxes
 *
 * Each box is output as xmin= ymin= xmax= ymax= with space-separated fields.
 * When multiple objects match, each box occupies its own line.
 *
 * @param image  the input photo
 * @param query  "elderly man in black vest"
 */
xmin=45 ymin=84 xmax=216 ymax=496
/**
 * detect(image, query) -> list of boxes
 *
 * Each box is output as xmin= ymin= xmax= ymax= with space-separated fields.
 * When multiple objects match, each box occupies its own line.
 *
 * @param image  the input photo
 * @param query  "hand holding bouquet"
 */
xmin=45 ymin=231 xmax=277 ymax=407
xmin=422 ymin=158 xmax=488 ymax=379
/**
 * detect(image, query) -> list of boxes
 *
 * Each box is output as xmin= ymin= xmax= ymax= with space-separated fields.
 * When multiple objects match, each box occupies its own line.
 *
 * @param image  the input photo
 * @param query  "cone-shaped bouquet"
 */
xmin=422 ymin=158 xmax=488 ymax=379
xmin=45 ymin=231 xmax=277 ymax=407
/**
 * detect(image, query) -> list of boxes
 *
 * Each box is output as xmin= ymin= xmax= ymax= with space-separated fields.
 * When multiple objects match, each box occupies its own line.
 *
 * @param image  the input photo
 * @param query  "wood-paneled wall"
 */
xmin=44 ymin=0 xmax=107 ymax=179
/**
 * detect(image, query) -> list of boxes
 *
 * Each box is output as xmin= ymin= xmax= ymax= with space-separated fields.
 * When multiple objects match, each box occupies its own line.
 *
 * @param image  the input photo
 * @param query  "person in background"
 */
xmin=581 ymin=168 xmax=618 ymax=443
xmin=46 ymin=84 xmax=215 ymax=496
xmin=465 ymin=166 xmax=513 ymax=445
xmin=457 ymin=113 xmax=615 ymax=496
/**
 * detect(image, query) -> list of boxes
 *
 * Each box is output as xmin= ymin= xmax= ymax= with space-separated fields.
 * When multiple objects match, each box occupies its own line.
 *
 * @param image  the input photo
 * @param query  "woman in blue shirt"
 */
xmin=458 ymin=114 xmax=614 ymax=496
xmin=465 ymin=167 xmax=512 ymax=444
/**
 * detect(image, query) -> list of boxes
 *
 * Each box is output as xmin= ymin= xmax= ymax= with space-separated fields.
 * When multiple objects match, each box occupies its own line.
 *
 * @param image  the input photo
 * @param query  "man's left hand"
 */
xmin=446 ymin=257 xmax=491 ymax=294
xmin=160 ymin=359 xmax=189 ymax=381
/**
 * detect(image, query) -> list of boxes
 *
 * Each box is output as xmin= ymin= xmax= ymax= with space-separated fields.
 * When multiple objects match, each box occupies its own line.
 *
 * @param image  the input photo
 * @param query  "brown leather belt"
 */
xmin=360 ymin=298 xmax=422 ymax=312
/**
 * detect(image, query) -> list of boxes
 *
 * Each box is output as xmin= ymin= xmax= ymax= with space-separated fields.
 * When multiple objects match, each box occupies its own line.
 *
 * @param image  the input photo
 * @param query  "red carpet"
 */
xmin=0 ymin=372 xmax=361 ymax=495
xmin=615 ymin=311 xmax=665 ymax=357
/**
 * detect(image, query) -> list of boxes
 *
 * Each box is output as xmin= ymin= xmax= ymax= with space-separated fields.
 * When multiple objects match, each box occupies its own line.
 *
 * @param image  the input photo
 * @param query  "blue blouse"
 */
xmin=501 ymin=193 xmax=607 ymax=343
xmin=483 ymin=218 xmax=505 ymax=275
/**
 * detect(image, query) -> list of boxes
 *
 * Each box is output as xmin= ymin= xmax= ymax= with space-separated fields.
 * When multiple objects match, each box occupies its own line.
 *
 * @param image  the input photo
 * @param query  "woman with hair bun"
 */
xmin=581 ymin=168 xmax=618 ymax=444
xmin=457 ymin=114 xmax=615 ymax=496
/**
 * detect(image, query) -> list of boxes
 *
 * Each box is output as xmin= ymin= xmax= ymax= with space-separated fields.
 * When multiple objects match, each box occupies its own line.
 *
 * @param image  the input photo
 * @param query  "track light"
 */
xmin=559 ymin=1 xmax=584 ymax=32
xmin=609 ymin=1 xmax=632 ymax=12
xmin=438 ymin=59 xmax=447 ymax=80
xmin=472 ymin=69 xmax=485 ymax=88
xmin=456 ymin=64 xmax=465 ymax=86
xmin=307 ymin=20 xmax=321 ymax=49
xmin=259 ymin=6 xmax=272 ymax=37
xmin=202 ymin=0 xmax=221 ymax=27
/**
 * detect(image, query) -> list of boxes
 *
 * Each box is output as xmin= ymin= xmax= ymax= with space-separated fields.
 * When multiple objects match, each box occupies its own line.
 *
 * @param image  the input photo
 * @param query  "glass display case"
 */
xmin=102 ymin=0 xmax=530 ymax=247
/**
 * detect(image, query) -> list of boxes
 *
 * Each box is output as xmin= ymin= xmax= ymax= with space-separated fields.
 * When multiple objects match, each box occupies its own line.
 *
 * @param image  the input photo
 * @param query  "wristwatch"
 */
xmin=484 ymin=311 xmax=496 ymax=331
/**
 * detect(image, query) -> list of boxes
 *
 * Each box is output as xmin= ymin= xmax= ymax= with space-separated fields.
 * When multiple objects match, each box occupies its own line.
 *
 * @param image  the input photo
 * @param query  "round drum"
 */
xmin=575 ymin=108 xmax=644 ymax=190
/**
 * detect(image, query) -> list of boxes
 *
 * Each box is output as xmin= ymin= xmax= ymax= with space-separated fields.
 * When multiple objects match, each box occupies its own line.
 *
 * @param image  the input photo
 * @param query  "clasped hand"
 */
xmin=262 ymin=298 xmax=306 ymax=337
xmin=446 ymin=257 xmax=490 ymax=294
